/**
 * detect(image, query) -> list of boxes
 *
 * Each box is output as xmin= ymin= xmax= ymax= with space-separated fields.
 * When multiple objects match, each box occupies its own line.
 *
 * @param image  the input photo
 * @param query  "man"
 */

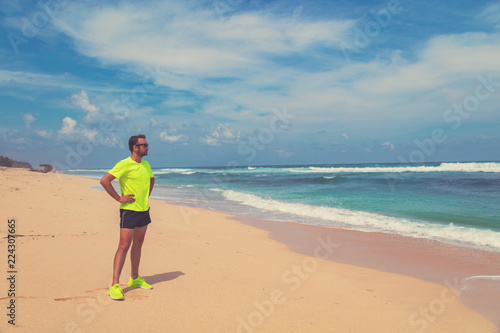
xmin=100 ymin=134 xmax=155 ymax=300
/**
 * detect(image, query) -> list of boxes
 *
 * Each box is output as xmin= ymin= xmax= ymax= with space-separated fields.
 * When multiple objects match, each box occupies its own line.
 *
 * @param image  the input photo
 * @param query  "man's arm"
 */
xmin=100 ymin=173 xmax=135 ymax=203
xmin=149 ymin=177 xmax=155 ymax=196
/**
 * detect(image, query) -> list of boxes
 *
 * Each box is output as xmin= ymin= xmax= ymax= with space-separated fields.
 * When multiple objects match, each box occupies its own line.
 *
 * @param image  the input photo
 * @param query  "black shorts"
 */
xmin=120 ymin=209 xmax=151 ymax=229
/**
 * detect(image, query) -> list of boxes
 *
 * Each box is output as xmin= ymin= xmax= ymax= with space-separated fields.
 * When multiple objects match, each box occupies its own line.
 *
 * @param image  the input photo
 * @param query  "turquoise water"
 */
xmin=64 ymin=161 xmax=500 ymax=251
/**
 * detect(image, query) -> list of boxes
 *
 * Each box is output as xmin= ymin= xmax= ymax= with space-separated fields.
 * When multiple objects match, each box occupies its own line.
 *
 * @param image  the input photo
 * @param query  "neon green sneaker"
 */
xmin=127 ymin=276 xmax=153 ymax=289
xmin=108 ymin=284 xmax=124 ymax=300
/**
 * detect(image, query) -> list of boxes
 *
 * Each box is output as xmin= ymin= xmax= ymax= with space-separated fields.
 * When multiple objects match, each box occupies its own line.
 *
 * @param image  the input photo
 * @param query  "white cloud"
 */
xmin=100 ymin=133 xmax=121 ymax=148
xmin=35 ymin=129 xmax=54 ymax=139
xmin=200 ymin=123 xmax=239 ymax=146
xmin=200 ymin=136 xmax=220 ymax=146
xmin=59 ymin=117 xmax=77 ymax=136
xmin=276 ymin=149 xmax=293 ymax=158
xmin=149 ymin=118 xmax=159 ymax=127
xmin=341 ymin=133 xmax=349 ymax=140
xmin=381 ymin=141 xmax=394 ymax=150
xmin=159 ymin=130 xmax=183 ymax=143
xmin=54 ymin=2 xmax=352 ymax=80
xmin=70 ymin=90 xmax=103 ymax=123
xmin=479 ymin=3 xmax=500 ymax=29
xmin=71 ymin=90 xmax=98 ymax=112
xmin=22 ymin=113 xmax=35 ymax=128
xmin=211 ymin=14 xmax=352 ymax=52
xmin=355 ymin=32 xmax=500 ymax=97
xmin=68 ymin=90 xmax=131 ymax=127
xmin=57 ymin=116 xmax=98 ymax=142
xmin=0 ymin=69 xmax=77 ymax=91
xmin=214 ymin=123 xmax=234 ymax=139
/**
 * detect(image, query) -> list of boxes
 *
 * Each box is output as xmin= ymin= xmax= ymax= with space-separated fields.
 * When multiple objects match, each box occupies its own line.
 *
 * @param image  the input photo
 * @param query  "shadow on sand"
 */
xmin=122 ymin=271 xmax=185 ymax=294
xmin=144 ymin=271 xmax=185 ymax=284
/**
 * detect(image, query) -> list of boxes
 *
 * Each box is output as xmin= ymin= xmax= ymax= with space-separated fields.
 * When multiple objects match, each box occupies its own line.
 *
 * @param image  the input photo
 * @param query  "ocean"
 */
xmin=63 ymin=161 xmax=500 ymax=252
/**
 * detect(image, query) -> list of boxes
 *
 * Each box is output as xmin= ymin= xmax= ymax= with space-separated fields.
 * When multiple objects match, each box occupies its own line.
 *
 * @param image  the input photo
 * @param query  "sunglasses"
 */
xmin=135 ymin=144 xmax=149 ymax=148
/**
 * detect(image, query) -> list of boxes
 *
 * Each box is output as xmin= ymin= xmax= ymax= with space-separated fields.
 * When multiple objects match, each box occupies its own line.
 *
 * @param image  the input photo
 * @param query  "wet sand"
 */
xmin=236 ymin=216 xmax=500 ymax=328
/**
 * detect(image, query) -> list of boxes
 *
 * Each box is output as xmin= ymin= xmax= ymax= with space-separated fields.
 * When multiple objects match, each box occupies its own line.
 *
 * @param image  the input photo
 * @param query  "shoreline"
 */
xmin=1 ymin=168 xmax=498 ymax=332
xmin=234 ymin=216 xmax=500 ymax=284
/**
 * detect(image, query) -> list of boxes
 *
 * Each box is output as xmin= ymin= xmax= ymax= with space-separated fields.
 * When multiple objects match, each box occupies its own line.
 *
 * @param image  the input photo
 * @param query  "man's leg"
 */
xmin=130 ymin=225 xmax=148 ymax=279
xmin=112 ymin=228 xmax=135 ymax=285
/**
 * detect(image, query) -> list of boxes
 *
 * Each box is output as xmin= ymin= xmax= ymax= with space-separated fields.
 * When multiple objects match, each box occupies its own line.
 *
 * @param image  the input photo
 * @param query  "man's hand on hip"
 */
xmin=120 ymin=194 xmax=135 ymax=203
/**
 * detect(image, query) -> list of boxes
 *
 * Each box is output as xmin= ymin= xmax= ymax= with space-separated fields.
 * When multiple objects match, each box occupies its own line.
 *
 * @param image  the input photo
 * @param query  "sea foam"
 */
xmin=221 ymin=189 xmax=500 ymax=250
xmin=288 ymin=162 xmax=500 ymax=174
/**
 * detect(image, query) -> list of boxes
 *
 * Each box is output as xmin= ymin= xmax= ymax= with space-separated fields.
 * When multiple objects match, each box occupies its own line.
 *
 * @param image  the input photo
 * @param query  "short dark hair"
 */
xmin=129 ymin=134 xmax=146 ymax=153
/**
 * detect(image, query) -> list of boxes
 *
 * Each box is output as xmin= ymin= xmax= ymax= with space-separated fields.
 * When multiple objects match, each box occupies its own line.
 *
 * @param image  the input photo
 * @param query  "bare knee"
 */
xmin=118 ymin=239 xmax=132 ymax=252
xmin=132 ymin=237 xmax=145 ymax=248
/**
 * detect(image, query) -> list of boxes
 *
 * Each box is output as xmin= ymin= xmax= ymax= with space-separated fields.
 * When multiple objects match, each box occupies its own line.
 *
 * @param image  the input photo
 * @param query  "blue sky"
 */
xmin=1 ymin=0 xmax=499 ymax=168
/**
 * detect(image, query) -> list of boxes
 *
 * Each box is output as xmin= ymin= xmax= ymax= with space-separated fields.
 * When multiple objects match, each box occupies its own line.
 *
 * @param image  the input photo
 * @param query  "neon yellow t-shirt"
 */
xmin=109 ymin=157 xmax=154 ymax=212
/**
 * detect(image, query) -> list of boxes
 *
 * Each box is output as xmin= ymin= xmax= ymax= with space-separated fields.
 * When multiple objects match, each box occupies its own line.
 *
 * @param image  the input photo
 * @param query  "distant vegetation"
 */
xmin=0 ymin=156 xmax=33 ymax=169
xmin=0 ymin=156 xmax=13 ymax=167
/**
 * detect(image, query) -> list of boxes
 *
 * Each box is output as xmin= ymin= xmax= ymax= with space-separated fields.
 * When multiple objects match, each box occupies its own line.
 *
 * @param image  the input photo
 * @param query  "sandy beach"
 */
xmin=0 ymin=167 xmax=498 ymax=333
